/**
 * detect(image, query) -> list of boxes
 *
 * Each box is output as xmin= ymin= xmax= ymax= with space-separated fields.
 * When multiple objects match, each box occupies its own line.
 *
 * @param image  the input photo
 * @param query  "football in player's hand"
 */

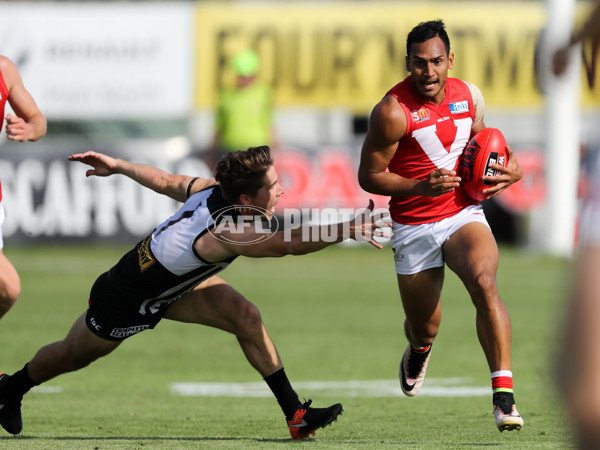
xmin=460 ymin=128 xmax=508 ymax=201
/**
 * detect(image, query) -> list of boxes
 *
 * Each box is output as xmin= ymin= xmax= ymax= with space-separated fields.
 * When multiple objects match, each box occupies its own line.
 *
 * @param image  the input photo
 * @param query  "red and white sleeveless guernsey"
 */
xmin=0 ymin=69 xmax=7 ymax=203
xmin=386 ymin=76 xmax=478 ymax=225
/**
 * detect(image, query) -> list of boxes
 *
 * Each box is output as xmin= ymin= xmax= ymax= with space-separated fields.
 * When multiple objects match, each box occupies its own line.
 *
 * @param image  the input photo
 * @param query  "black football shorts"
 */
xmin=85 ymin=272 xmax=173 ymax=341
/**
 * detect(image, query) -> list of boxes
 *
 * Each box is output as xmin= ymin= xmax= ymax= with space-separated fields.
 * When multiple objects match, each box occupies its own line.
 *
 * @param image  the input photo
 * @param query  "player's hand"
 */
xmin=5 ymin=114 xmax=32 ymax=142
xmin=482 ymin=146 xmax=523 ymax=199
xmin=68 ymin=151 xmax=119 ymax=177
xmin=350 ymin=199 xmax=392 ymax=249
xmin=419 ymin=168 xmax=461 ymax=197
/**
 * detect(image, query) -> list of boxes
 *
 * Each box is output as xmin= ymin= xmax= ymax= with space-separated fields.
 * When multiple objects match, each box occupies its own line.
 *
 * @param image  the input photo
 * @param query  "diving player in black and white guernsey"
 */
xmin=0 ymin=146 xmax=390 ymax=440
xmin=88 ymin=185 xmax=239 ymax=341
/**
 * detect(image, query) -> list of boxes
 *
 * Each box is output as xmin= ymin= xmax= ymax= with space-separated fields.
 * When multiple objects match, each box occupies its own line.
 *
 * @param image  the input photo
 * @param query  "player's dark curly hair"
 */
xmin=214 ymin=146 xmax=274 ymax=204
xmin=406 ymin=20 xmax=450 ymax=56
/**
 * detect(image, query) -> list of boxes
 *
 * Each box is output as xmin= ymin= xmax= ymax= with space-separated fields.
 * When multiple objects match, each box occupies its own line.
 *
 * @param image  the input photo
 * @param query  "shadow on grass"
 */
xmin=0 ymin=435 xmax=506 ymax=446
xmin=0 ymin=435 xmax=300 ymax=444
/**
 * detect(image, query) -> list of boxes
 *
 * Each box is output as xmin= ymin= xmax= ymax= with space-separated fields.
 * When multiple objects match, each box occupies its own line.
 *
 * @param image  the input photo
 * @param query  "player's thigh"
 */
xmin=443 ymin=221 xmax=499 ymax=281
xmin=164 ymin=276 xmax=253 ymax=333
xmin=397 ymin=267 xmax=444 ymax=325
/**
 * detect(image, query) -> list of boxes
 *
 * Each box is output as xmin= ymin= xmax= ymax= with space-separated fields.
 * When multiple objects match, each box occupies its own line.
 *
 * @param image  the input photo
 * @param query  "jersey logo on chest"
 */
xmin=449 ymin=101 xmax=469 ymax=114
xmin=411 ymin=108 xmax=430 ymax=123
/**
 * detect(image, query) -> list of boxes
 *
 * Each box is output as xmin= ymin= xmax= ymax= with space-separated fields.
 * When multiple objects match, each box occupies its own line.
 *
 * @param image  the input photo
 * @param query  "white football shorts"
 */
xmin=391 ymin=204 xmax=490 ymax=275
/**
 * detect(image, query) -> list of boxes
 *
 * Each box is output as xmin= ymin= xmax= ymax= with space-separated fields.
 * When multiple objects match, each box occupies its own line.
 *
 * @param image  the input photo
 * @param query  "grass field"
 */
xmin=0 ymin=243 xmax=574 ymax=449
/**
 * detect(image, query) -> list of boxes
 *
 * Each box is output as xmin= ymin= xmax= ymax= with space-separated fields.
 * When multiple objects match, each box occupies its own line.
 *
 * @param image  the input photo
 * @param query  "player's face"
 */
xmin=249 ymin=165 xmax=285 ymax=219
xmin=406 ymin=36 xmax=454 ymax=104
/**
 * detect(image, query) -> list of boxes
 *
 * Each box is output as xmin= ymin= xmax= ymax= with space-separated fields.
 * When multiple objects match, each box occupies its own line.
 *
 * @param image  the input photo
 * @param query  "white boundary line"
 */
xmin=171 ymin=378 xmax=489 ymax=398
xmin=31 ymin=386 xmax=62 ymax=394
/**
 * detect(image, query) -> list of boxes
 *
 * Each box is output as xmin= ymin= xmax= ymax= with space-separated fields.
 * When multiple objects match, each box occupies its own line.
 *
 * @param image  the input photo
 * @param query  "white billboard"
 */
xmin=0 ymin=2 xmax=193 ymax=119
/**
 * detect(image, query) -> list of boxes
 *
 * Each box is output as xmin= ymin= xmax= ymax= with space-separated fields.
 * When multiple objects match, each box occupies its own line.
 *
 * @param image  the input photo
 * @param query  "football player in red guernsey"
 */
xmin=0 ymin=55 xmax=46 ymax=320
xmin=358 ymin=20 xmax=523 ymax=431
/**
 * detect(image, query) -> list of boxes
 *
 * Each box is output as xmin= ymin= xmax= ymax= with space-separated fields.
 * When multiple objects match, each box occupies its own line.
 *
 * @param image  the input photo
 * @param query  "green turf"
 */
xmin=0 ymin=243 xmax=574 ymax=448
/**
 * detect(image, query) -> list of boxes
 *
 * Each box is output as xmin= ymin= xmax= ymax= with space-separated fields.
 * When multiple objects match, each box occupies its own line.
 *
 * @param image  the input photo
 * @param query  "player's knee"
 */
xmin=0 ymin=278 xmax=20 ymax=315
xmin=6 ymin=281 xmax=20 ymax=305
xmin=235 ymin=301 xmax=263 ymax=333
xmin=467 ymin=273 xmax=498 ymax=306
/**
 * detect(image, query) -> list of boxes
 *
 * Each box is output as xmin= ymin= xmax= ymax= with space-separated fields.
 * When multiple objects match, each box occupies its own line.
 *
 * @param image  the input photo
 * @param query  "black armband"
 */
xmin=186 ymin=177 xmax=200 ymax=198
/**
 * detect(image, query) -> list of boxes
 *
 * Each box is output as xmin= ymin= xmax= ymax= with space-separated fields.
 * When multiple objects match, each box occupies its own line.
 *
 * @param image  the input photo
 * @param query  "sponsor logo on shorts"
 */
xmin=449 ymin=101 xmax=469 ymax=114
xmin=89 ymin=316 xmax=102 ymax=331
xmin=109 ymin=325 xmax=150 ymax=339
xmin=411 ymin=108 xmax=430 ymax=123
xmin=138 ymin=235 xmax=155 ymax=272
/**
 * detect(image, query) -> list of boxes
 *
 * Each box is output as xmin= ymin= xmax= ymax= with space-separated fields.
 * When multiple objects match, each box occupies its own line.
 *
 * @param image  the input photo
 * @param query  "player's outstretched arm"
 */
xmin=213 ymin=200 xmax=392 ymax=259
xmin=280 ymin=199 xmax=391 ymax=253
xmin=68 ymin=151 xmax=215 ymax=202
xmin=1 ymin=56 xmax=47 ymax=142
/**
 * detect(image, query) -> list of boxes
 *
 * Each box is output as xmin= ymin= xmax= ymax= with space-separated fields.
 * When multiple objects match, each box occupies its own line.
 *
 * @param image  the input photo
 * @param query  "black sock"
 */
xmin=264 ymin=368 xmax=301 ymax=420
xmin=6 ymin=364 xmax=37 ymax=400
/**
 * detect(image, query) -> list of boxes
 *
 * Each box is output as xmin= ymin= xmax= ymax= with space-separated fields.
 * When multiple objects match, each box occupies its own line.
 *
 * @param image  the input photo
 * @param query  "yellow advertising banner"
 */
xmin=195 ymin=2 xmax=599 ymax=113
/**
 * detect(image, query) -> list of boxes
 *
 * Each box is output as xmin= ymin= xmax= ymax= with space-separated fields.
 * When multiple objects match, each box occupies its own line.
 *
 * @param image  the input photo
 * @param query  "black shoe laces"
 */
xmin=299 ymin=399 xmax=313 ymax=410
